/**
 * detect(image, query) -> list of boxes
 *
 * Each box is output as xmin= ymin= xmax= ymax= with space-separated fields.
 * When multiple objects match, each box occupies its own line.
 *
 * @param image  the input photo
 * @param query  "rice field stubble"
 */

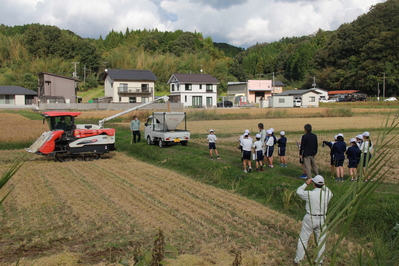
xmin=0 ymin=151 xmax=358 ymax=265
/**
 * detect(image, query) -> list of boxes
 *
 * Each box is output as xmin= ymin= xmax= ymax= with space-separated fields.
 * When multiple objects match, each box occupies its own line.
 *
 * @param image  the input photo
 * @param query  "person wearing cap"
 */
xmin=207 ymin=129 xmax=221 ymax=160
xmin=294 ymin=175 xmax=333 ymax=265
xmin=360 ymin=131 xmax=373 ymax=181
xmin=253 ymin=133 xmax=264 ymax=171
xmin=264 ymin=129 xmax=275 ymax=168
xmin=356 ymin=134 xmax=363 ymax=148
xmin=238 ymin=129 xmax=252 ymax=161
xmin=277 ymin=131 xmax=287 ymax=167
xmin=331 ymin=134 xmax=346 ymax=182
xmin=346 ymin=138 xmax=361 ymax=181
xmin=300 ymin=124 xmax=319 ymax=179
xmin=322 ymin=135 xmax=337 ymax=179
xmin=240 ymin=133 xmax=253 ymax=173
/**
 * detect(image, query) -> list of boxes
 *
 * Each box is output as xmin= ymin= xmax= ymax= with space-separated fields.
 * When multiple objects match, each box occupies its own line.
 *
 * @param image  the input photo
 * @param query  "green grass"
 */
xmin=112 ymin=123 xmax=399 ymax=243
xmin=0 ymin=110 xmax=43 ymax=120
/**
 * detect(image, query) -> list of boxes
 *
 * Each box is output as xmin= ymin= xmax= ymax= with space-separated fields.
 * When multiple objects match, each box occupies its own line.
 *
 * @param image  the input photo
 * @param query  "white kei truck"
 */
xmin=144 ymin=112 xmax=190 ymax=148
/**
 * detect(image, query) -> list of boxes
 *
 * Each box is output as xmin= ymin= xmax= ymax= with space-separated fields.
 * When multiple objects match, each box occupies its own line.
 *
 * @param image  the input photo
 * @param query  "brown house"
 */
xmin=37 ymin=72 xmax=80 ymax=103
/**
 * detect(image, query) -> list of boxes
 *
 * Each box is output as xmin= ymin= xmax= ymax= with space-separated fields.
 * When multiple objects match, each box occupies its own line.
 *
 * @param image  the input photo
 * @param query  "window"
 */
xmin=171 ymin=84 xmax=175 ymax=92
xmin=129 ymin=97 xmax=136 ymax=103
xmin=142 ymin=97 xmax=149 ymax=103
xmin=185 ymin=84 xmax=192 ymax=91
xmin=206 ymin=97 xmax=213 ymax=106
xmin=185 ymin=95 xmax=187 ymax=102
xmin=279 ymin=98 xmax=285 ymax=103
xmin=0 ymin=95 xmax=14 ymax=104
xmin=309 ymin=96 xmax=316 ymax=102
xmin=120 ymin=83 xmax=128 ymax=93
xmin=192 ymin=96 xmax=202 ymax=106
xmin=141 ymin=84 xmax=149 ymax=92
xmin=199 ymin=84 xmax=202 ymax=90
xmin=206 ymin=84 xmax=212 ymax=92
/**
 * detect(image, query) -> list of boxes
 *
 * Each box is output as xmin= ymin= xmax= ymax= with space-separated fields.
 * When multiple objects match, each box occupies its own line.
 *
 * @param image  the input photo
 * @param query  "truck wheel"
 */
xmin=159 ymin=140 xmax=164 ymax=148
xmin=147 ymin=136 xmax=153 ymax=145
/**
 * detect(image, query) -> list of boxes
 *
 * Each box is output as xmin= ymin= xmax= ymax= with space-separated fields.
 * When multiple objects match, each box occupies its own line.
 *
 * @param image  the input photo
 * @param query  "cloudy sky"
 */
xmin=1 ymin=0 xmax=386 ymax=48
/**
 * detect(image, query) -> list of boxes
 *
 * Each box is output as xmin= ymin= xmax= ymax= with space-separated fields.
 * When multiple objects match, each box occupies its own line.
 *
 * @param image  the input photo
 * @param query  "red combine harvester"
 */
xmin=27 ymin=96 xmax=169 ymax=161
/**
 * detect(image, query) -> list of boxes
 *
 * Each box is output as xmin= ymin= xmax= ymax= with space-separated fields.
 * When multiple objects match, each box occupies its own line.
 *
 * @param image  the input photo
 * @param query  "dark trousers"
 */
xmin=132 ymin=131 xmax=141 ymax=143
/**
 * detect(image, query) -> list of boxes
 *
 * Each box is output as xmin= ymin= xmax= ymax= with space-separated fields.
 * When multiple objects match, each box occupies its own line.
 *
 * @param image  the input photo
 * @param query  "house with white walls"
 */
xmin=167 ymin=73 xmax=219 ymax=107
xmin=104 ymin=69 xmax=157 ymax=103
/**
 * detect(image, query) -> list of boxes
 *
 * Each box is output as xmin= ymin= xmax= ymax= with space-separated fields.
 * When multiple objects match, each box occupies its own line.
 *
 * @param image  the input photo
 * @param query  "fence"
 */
xmin=0 ymin=102 xmax=184 ymax=111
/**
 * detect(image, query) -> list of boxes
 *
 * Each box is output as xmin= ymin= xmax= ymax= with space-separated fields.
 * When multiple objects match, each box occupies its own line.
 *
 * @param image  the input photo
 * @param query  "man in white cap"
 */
xmin=360 ymin=131 xmax=373 ymax=181
xmin=294 ymin=175 xmax=333 ymax=265
xmin=207 ymin=129 xmax=221 ymax=160
xmin=240 ymin=132 xmax=253 ymax=173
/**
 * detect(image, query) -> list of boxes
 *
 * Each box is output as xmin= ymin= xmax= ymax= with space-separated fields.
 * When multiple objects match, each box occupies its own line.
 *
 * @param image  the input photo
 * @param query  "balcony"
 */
xmin=118 ymin=87 xmax=153 ymax=94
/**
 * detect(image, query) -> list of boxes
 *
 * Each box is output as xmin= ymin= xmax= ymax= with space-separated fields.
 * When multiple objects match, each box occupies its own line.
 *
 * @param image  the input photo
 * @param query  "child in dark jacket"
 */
xmin=346 ymin=138 xmax=361 ymax=181
xmin=331 ymin=135 xmax=346 ymax=182
xmin=277 ymin=131 xmax=287 ymax=167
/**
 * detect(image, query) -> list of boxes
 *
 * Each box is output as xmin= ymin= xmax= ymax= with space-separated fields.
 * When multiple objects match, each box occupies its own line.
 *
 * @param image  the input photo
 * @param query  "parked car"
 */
xmin=293 ymin=99 xmax=301 ymax=107
xmin=384 ymin=97 xmax=397 ymax=101
xmin=217 ymin=101 xmax=233 ymax=107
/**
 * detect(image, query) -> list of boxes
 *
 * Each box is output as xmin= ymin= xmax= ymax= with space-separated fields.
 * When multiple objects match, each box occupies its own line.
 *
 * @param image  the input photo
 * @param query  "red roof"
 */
xmin=41 ymin=111 xmax=82 ymax=117
xmin=328 ymin=90 xmax=360 ymax=95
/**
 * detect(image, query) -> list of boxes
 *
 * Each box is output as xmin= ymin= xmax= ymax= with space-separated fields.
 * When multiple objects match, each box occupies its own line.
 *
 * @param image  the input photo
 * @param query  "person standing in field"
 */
xmin=207 ymin=129 xmax=221 ymax=160
xmin=297 ymin=138 xmax=307 ymax=179
xmin=265 ymin=129 xmax=275 ymax=168
xmin=294 ymin=175 xmax=333 ymax=265
xmin=360 ymin=131 xmax=373 ymax=181
xmin=277 ymin=131 xmax=287 ymax=167
xmin=258 ymin=123 xmax=266 ymax=145
xmin=241 ymin=133 xmax=253 ymax=173
xmin=130 ymin=115 xmax=141 ymax=143
xmin=300 ymin=124 xmax=319 ymax=179
xmin=331 ymin=135 xmax=347 ymax=182
xmin=322 ymin=135 xmax=337 ymax=179
xmin=253 ymin=133 xmax=264 ymax=171
xmin=346 ymin=138 xmax=361 ymax=181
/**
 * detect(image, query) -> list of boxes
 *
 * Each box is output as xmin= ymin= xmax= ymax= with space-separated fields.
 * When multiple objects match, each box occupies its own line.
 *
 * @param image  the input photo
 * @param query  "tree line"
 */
xmin=0 ymin=0 xmax=398 ymax=96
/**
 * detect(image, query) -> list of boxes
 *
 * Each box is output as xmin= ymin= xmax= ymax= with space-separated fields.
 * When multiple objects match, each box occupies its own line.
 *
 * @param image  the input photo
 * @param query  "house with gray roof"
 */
xmin=275 ymin=89 xmax=321 ymax=107
xmin=0 ymin=86 xmax=37 ymax=106
xmin=104 ymin=69 xmax=157 ymax=103
xmin=167 ymin=73 xmax=219 ymax=107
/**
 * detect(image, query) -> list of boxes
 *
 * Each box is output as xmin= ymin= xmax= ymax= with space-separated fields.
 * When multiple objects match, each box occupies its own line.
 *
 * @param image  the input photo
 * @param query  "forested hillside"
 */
xmin=0 ymin=0 xmax=398 ymax=96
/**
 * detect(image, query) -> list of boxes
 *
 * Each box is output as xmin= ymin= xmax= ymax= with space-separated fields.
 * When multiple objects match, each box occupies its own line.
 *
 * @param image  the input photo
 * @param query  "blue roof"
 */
xmin=0 ymin=86 xmax=37 ymax=95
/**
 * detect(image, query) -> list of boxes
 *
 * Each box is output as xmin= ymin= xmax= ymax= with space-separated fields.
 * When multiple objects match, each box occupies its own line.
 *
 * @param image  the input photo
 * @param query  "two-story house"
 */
xmin=37 ymin=72 xmax=80 ymax=103
xmin=227 ymin=80 xmax=285 ymax=104
xmin=167 ymin=73 xmax=219 ymax=107
xmin=104 ymin=69 xmax=157 ymax=103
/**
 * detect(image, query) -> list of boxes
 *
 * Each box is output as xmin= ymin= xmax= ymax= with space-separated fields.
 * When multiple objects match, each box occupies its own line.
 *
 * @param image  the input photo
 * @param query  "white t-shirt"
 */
xmin=207 ymin=134 xmax=217 ymax=143
xmin=253 ymin=140 xmax=263 ymax=151
xmin=241 ymin=138 xmax=253 ymax=151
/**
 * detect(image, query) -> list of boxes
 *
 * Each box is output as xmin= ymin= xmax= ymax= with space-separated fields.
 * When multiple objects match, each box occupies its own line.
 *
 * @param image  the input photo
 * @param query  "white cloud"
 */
xmin=0 ymin=0 xmax=386 ymax=47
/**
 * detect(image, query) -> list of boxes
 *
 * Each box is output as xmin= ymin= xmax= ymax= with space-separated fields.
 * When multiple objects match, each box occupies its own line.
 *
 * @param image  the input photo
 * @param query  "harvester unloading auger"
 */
xmin=27 ymin=96 xmax=169 ymax=162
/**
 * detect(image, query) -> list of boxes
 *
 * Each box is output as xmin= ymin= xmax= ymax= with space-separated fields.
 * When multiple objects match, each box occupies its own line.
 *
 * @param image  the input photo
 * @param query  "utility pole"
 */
xmin=272 ymin=72 xmax=275 ymax=93
xmin=72 ymin=62 xmax=79 ymax=78
xmin=383 ymin=72 xmax=386 ymax=99
xmin=312 ymin=76 xmax=316 ymax=88
xmin=83 ymin=65 xmax=87 ymax=86
xmin=377 ymin=82 xmax=380 ymax=101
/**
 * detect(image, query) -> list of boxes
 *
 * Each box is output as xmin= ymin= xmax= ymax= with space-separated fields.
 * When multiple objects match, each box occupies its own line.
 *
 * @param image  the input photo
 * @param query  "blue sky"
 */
xmin=1 ymin=0 xmax=386 ymax=48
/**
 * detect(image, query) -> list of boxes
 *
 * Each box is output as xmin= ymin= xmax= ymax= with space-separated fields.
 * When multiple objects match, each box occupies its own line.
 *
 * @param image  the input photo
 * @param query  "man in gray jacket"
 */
xmin=130 ymin=116 xmax=141 ymax=143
